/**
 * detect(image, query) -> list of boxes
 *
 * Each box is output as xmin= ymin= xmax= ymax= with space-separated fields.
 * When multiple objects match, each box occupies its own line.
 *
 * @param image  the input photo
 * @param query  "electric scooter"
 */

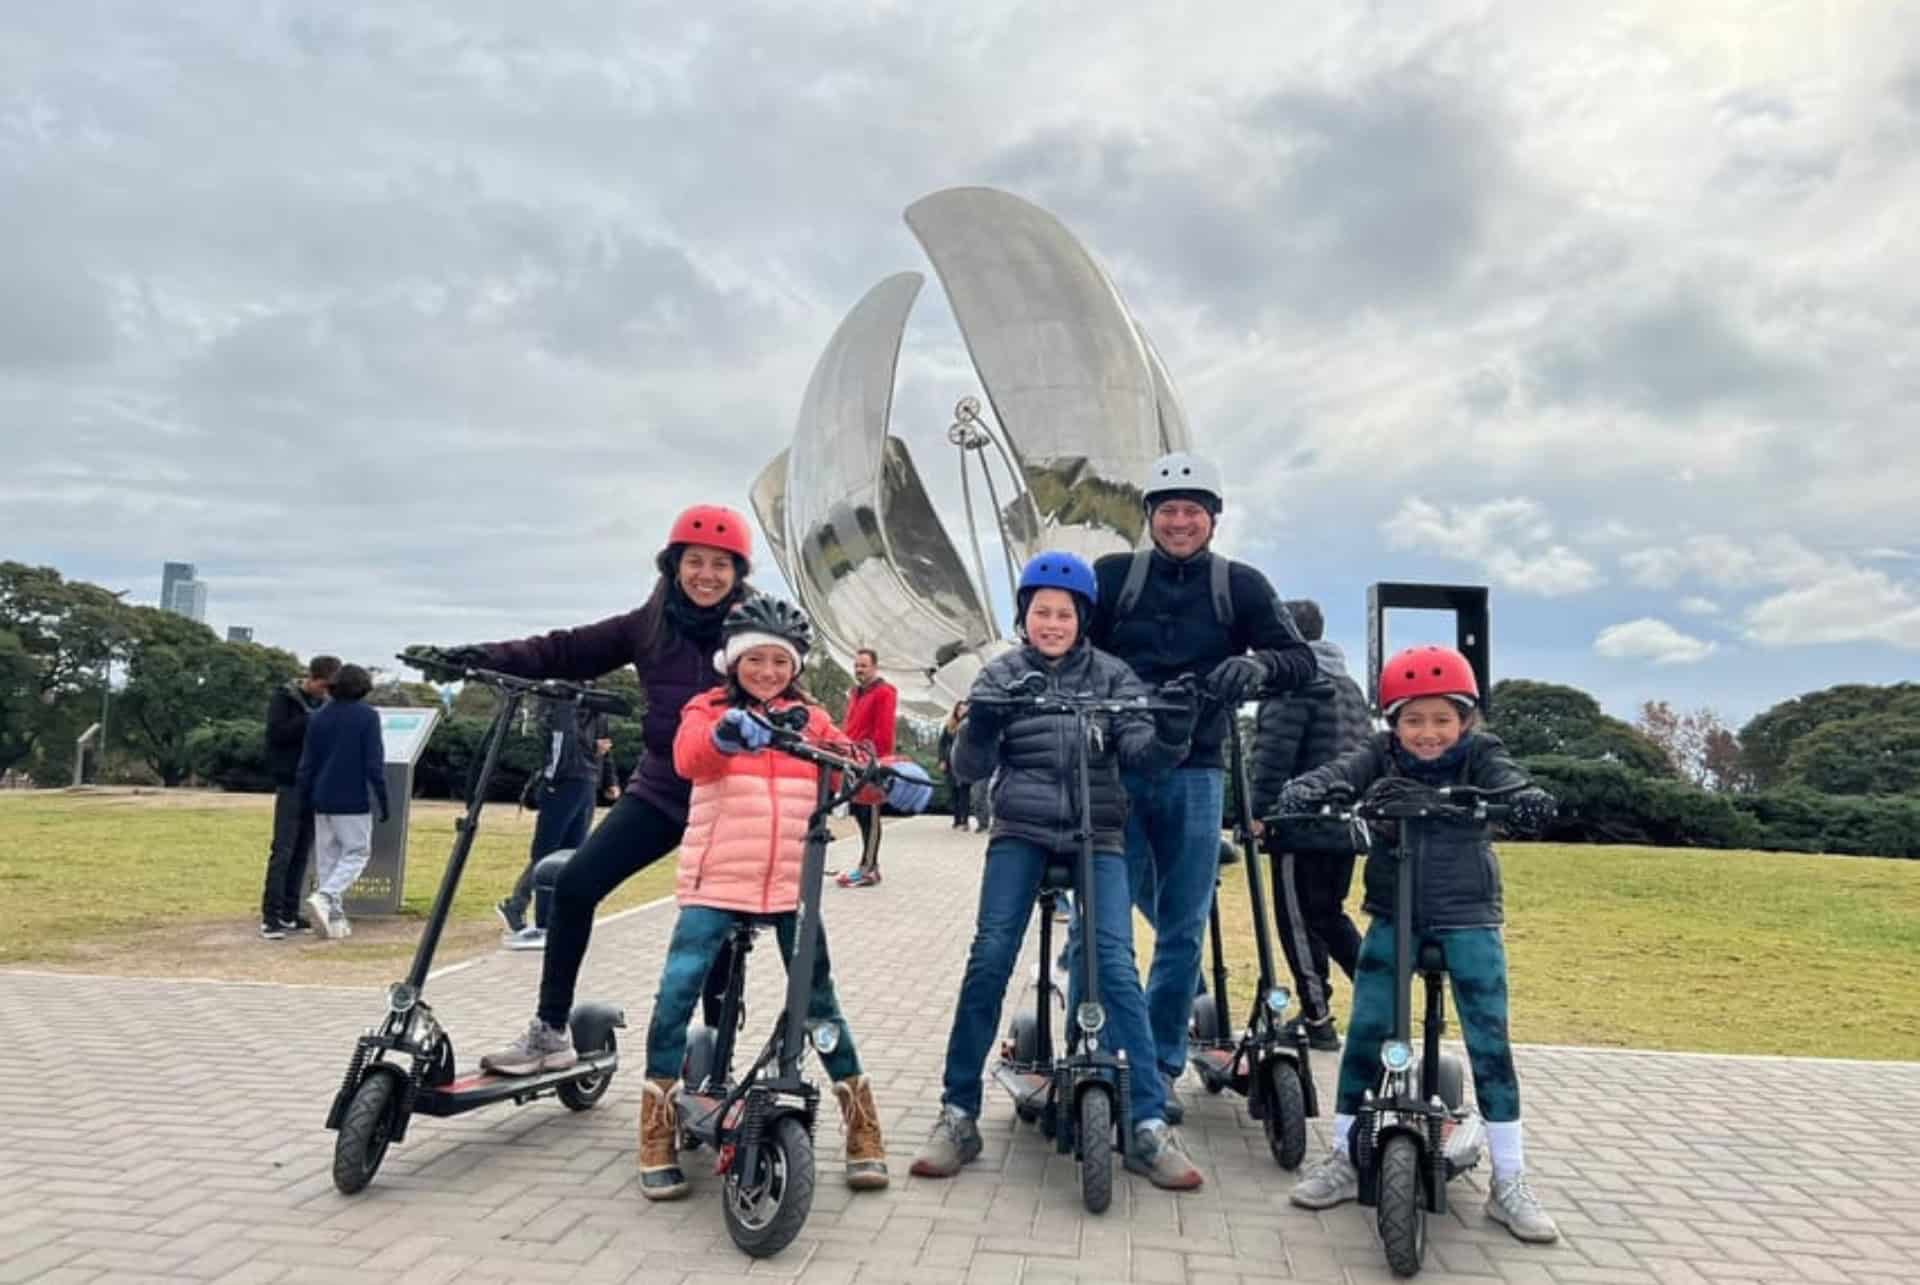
xmin=1283 ymin=778 xmax=1526 ymax=1278
xmin=1186 ymin=700 xmax=1318 ymax=1169
xmin=675 ymin=707 xmax=911 ymax=1258
xmin=325 ymin=655 xmax=632 ymax=1196
xmin=984 ymin=670 xmax=1192 ymax=1214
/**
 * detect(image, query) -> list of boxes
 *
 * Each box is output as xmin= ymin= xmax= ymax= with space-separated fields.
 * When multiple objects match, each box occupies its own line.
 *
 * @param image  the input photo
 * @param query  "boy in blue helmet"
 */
xmin=910 ymin=552 xmax=1207 ymax=1191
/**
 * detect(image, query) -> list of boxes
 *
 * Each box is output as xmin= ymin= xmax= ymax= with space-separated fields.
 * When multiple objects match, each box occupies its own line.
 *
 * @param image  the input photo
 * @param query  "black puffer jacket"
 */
xmin=1282 ymin=731 xmax=1549 ymax=930
xmin=954 ymin=642 xmax=1188 ymax=855
xmin=1249 ymin=641 xmax=1373 ymax=817
xmin=1088 ymin=549 xmax=1316 ymax=770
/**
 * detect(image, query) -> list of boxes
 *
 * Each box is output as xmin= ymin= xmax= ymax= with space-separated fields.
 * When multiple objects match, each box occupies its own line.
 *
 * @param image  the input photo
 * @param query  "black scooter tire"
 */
xmin=1078 ymin=1088 xmax=1113 ymax=1214
xmin=1377 ymin=1134 xmax=1426 ymax=1278
xmin=557 ymin=1029 xmax=616 ymax=1112
xmin=1189 ymin=996 xmax=1225 ymax=1095
xmin=723 ymin=1115 xmax=816 ymax=1259
xmin=332 ymin=1071 xmax=400 ymax=1195
xmin=1263 ymin=1059 xmax=1308 ymax=1171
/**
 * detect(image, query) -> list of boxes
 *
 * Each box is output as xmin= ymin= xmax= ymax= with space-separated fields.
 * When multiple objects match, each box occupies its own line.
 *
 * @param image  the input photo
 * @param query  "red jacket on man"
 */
xmin=843 ymin=678 xmax=898 ymax=757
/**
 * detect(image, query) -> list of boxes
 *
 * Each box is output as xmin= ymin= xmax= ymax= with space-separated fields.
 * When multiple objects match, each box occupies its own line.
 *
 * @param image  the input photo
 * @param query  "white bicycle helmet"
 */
xmin=1142 ymin=451 xmax=1225 ymax=515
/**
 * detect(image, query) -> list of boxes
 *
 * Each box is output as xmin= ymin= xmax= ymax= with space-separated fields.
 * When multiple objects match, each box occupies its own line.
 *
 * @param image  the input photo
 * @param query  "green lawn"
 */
xmin=1192 ymin=840 xmax=1920 ymax=1061
xmin=0 ymin=790 xmax=678 ymax=981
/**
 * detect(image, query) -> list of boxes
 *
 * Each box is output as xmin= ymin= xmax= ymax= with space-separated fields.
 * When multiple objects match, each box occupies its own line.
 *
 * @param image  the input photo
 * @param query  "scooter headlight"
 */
xmin=1265 ymin=987 xmax=1291 ymax=1016
xmin=1380 ymin=1039 xmax=1415 ymax=1074
xmin=386 ymin=982 xmax=418 ymax=1015
xmin=809 ymin=1021 xmax=841 ymax=1055
xmin=1075 ymin=1002 xmax=1107 ymax=1035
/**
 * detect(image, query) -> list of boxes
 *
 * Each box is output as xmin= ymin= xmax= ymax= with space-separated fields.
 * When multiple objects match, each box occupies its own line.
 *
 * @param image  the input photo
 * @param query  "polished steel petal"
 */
xmin=748 ymin=449 xmax=796 ymax=583
xmin=786 ymin=271 xmax=995 ymax=713
xmin=1138 ymin=324 xmax=1193 ymax=455
xmin=906 ymin=186 xmax=1165 ymax=564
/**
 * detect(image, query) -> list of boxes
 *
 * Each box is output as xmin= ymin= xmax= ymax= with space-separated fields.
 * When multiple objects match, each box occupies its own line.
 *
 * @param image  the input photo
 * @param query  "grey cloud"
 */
xmin=1528 ymin=288 xmax=1811 ymax=416
xmin=0 ymin=250 xmax=117 ymax=369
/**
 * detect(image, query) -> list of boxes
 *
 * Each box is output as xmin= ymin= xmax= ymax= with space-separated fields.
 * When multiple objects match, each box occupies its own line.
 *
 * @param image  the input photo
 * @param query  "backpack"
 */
xmin=1112 ymin=548 xmax=1235 ymax=628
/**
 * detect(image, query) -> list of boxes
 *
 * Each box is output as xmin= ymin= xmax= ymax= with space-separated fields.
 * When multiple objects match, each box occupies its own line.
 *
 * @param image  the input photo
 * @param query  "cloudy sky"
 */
xmin=5 ymin=1 xmax=1916 ymax=725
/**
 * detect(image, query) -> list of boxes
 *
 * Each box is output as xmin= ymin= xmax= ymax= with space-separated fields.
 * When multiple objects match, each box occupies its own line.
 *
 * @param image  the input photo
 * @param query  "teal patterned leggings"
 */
xmin=1335 ymin=918 xmax=1521 ymax=1123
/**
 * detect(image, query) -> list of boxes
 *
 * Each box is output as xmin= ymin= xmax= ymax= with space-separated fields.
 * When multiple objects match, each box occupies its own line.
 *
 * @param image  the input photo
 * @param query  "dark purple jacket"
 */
xmin=480 ymin=610 xmax=715 ymax=825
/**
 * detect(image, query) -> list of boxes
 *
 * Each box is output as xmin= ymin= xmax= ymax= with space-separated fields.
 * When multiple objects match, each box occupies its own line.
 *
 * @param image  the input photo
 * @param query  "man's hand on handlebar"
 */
xmin=1153 ymin=677 xmax=1199 ymax=744
xmin=1204 ymin=655 xmax=1268 ymax=706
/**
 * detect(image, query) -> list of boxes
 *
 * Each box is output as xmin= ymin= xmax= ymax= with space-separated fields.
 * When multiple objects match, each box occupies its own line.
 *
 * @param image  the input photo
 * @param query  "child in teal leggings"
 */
xmin=1277 ymin=644 xmax=1561 ymax=1245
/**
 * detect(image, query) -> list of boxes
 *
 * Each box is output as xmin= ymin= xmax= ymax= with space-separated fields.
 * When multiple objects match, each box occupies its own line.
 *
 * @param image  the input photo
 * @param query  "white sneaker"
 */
xmin=306 ymin=892 xmax=336 ymax=939
xmin=1487 ymin=1174 xmax=1560 ymax=1243
xmin=1290 ymin=1147 xmax=1359 ymax=1209
xmin=503 ymin=927 xmax=547 ymax=952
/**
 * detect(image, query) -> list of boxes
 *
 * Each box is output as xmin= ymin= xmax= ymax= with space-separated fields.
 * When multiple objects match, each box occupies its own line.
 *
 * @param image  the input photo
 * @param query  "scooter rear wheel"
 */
xmin=1189 ymin=996 xmax=1225 ymax=1095
xmin=1077 ymin=1088 xmax=1113 ymax=1214
xmin=557 ymin=1029 xmax=616 ymax=1111
xmin=1262 ymin=1059 xmax=1308 ymax=1170
xmin=723 ymin=1115 xmax=816 ymax=1259
xmin=1376 ymin=1133 xmax=1426 ymax=1278
xmin=332 ymin=1070 xmax=400 ymax=1195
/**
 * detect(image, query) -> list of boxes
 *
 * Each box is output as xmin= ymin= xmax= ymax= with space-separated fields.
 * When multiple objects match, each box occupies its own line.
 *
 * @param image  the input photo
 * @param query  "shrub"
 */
xmin=185 ymin=718 xmax=276 ymax=793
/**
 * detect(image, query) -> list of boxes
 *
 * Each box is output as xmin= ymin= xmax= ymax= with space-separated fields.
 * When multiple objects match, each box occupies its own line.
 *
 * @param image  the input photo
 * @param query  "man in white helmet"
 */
xmin=1078 ymin=450 xmax=1317 ymax=1123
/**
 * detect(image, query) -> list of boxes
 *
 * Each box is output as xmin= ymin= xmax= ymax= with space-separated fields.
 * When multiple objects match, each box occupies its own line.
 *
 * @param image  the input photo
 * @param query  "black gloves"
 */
xmin=1506 ymin=788 xmax=1557 ymax=837
xmin=1154 ymin=680 xmax=1198 ymax=744
xmin=1205 ymin=655 xmax=1269 ymax=706
xmin=405 ymin=644 xmax=489 ymax=682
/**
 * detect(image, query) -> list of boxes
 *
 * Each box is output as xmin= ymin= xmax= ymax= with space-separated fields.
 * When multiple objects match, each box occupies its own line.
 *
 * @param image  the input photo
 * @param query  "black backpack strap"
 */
xmin=1114 ymin=548 xmax=1153 ymax=619
xmin=1211 ymin=553 xmax=1235 ymax=630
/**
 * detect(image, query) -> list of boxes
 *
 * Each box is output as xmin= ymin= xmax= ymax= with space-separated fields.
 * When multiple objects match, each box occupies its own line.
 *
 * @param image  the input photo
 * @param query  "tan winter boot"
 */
xmin=833 ymin=1074 xmax=890 ymax=1190
xmin=637 ymin=1077 xmax=688 ymax=1201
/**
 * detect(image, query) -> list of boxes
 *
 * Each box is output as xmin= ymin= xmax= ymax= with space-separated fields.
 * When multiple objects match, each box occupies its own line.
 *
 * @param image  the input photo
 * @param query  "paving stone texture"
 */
xmin=5 ymin=817 xmax=1920 ymax=1284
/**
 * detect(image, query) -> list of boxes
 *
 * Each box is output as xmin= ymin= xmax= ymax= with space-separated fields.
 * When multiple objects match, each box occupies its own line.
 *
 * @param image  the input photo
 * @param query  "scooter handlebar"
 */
xmin=967 ymin=670 xmax=1194 ymax=717
xmin=395 ymin=652 xmax=634 ymax=717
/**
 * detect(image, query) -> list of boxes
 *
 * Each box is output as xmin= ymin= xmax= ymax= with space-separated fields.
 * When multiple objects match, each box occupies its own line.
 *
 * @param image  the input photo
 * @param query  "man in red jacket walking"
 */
xmin=838 ymin=648 xmax=898 ymax=888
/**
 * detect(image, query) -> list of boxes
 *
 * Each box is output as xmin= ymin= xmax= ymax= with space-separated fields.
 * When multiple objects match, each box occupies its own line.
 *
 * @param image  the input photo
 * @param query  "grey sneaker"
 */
xmin=496 ymin=899 xmax=526 ymax=935
xmin=480 ymin=1018 xmax=577 ymax=1076
xmin=908 ymin=1105 xmax=982 ymax=1178
xmin=1487 ymin=1174 xmax=1560 ymax=1243
xmin=1290 ymin=1147 xmax=1359 ymax=1209
xmin=1125 ymin=1120 xmax=1203 ymax=1190
xmin=503 ymin=927 xmax=547 ymax=952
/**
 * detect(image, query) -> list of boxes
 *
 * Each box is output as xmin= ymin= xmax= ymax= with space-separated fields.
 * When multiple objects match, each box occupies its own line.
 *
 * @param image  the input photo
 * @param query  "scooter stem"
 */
xmin=406 ymin=689 xmax=525 ymax=992
xmin=777 ymin=765 xmax=835 ymax=1080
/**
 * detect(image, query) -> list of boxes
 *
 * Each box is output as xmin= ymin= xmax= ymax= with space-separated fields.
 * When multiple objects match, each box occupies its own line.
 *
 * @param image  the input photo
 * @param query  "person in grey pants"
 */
xmin=497 ymin=697 xmax=611 ymax=947
xmin=259 ymin=654 xmax=340 ymax=939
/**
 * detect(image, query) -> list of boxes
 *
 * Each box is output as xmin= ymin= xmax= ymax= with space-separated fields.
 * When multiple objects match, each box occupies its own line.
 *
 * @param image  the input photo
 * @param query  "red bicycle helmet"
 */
xmin=666 ymin=504 xmax=752 ymax=561
xmin=1379 ymin=644 xmax=1479 ymax=715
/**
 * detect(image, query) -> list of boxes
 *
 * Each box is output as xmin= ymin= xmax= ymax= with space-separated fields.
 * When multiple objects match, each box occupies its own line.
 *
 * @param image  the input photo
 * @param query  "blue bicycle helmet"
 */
xmin=1018 ymin=551 xmax=1098 ymax=606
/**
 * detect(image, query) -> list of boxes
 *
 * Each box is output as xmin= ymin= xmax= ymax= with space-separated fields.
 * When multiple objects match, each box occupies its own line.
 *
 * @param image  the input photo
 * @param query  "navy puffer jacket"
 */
xmin=954 ymin=642 xmax=1188 ymax=855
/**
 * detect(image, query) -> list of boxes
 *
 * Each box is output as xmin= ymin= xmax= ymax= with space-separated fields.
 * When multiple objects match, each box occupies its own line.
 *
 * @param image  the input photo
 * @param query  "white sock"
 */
xmin=1486 ymin=1119 xmax=1525 ymax=1182
xmin=1330 ymin=1113 xmax=1355 ymax=1154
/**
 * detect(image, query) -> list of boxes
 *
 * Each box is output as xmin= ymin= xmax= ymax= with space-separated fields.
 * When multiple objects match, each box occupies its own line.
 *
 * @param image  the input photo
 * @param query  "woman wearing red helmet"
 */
xmin=409 ymin=504 xmax=756 ymax=1077
xmin=1276 ymin=644 xmax=1563 ymax=1246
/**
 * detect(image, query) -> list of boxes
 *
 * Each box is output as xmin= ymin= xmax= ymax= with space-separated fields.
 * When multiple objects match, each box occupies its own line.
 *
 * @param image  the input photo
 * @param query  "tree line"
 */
xmin=5 ymin=560 xmax=1915 ymax=856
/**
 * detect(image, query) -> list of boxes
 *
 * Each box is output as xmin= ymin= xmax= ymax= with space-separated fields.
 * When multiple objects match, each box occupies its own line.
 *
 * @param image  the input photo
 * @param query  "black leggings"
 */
xmin=1272 ymin=849 xmax=1362 ymax=1026
xmin=537 ymin=793 xmax=732 ymax=1031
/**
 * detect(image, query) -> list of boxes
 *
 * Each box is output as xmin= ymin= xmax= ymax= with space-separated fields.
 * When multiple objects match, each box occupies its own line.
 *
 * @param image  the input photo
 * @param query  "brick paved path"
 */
xmin=5 ymin=817 xmax=1920 ymax=1284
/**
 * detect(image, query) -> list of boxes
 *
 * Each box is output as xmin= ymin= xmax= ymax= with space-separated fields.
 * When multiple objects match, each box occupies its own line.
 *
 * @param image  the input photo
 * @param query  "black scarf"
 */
xmin=663 ymin=584 xmax=732 ymax=649
xmin=1389 ymin=735 xmax=1475 ymax=785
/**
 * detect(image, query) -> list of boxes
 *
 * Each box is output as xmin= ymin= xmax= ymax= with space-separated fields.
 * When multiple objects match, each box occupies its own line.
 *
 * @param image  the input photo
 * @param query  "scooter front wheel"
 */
xmin=557 ymin=1029 xmax=616 ymax=1111
xmin=1263 ymin=1059 xmax=1308 ymax=1170
xmin=723 ymin=1115 xmax=816 ymax=1259
xmin=1376 ymin=1133 xmax=1426 ymax=1278
xmin=332 ymin=1071 xmax=401 ymax=1195
xmin=1077 ymin=1088 xmax=1113 ymax=1214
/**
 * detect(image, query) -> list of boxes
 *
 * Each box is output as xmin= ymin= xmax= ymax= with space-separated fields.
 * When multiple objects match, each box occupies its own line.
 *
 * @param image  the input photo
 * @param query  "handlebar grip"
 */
xmin=576 ymin=691 xmax=633 ymax=718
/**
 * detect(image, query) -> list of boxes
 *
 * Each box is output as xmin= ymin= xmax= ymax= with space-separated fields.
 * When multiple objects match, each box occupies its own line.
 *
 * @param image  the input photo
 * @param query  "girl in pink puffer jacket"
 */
xmin=635 ymin=597 xmax=933 ymax=1203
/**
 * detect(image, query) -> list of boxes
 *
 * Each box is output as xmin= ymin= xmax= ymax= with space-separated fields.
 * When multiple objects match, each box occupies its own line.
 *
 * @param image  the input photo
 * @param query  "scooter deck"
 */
xmin=991 ymin=1063 xmax=1053 ymax=1110
xmin=412 ymin=1049 xmax=617 ymax=1117
xmin=675 ymin=1090 xmax=731 ymax=1143
xmin=1188 ymin=1042 xmax=1243 ymax=1092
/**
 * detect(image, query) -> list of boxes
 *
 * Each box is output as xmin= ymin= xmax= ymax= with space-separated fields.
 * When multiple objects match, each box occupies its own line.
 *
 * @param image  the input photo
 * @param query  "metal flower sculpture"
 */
xmin=752 ymin=187 xmax=1191 ymax=713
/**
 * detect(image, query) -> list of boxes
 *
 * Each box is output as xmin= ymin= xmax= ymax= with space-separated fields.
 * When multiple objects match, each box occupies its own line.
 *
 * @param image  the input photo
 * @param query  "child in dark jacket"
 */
xmin=1279 ymin=645 xmax=1560 ymax=1245
xmin=296 ymin=664 xmax=389 ymax=940
xmin=910 ymin=552 xmax=1205 ymax=1192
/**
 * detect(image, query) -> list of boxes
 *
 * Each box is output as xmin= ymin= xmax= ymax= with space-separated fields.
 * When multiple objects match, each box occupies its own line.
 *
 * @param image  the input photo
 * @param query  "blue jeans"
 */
xmin=644 ymin=905 xmax=861 ymax=1083
xmin=939 ymin=837 xmax=1165 ymax=1125
xmin=1078 ymin=767 xmax=1225 ymax=1078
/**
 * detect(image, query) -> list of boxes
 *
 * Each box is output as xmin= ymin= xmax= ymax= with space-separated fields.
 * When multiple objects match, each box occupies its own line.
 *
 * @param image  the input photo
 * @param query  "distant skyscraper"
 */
xmin=161 ymin=561 xmax=208 ymax=622
xmin=227 ymin=626 xmax=253 ymax=644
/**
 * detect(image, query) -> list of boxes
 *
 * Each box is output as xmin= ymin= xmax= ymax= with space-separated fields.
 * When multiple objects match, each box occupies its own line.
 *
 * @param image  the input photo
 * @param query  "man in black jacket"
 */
xmin=1250 ymin=600 xmax=1372 ymax=1049
xmin=1082 ymin=452 xmax=1317 ymax=1119
xmin=259 ymin=654 xmax=340 ymax=938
